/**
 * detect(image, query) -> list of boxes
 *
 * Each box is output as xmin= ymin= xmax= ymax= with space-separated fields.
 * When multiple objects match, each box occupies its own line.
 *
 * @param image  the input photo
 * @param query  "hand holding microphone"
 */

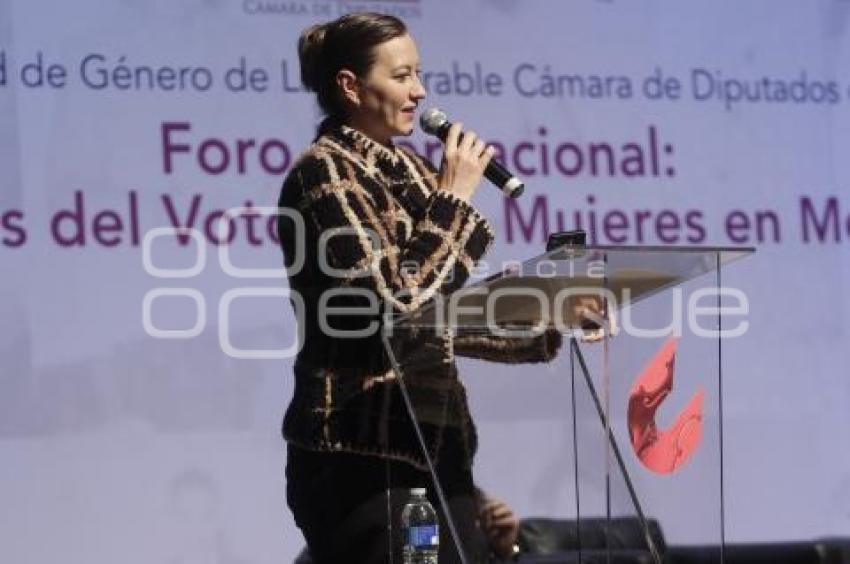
xmin=420 ymin=108 xmax=525 ymax=199
xmin=436 ymin=121 xmax=493 ymax=202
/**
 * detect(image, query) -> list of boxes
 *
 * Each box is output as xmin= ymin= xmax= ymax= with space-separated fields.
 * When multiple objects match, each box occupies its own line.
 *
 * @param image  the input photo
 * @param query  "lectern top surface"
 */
xmin=391 ymin=245 xmax=754 ymax=330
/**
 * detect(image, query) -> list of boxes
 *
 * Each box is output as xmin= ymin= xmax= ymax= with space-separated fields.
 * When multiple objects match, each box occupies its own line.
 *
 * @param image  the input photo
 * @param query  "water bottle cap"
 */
xmin=410 ymin=487 xmax=427 ymax=497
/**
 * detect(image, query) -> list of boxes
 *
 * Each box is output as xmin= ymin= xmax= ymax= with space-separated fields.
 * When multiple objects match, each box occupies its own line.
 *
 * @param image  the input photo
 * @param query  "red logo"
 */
xmin=627 ymin=337 xmax=704 ymax=474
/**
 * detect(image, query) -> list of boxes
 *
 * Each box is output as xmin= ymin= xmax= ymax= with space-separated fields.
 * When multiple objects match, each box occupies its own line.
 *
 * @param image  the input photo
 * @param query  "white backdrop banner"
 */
xmin=2 ymin=1 xmax=850 ymax=562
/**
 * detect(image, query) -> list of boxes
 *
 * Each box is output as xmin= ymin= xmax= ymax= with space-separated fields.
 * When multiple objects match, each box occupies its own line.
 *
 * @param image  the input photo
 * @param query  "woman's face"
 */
xmin=346 ymin=33 xmax=427 ymax=144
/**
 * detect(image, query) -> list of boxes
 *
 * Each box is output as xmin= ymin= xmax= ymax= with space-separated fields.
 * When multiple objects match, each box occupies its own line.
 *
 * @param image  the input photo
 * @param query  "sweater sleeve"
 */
xmin=452 ymin=328 xmax=563 ymax=364
xmin=288 ymin=150 xmax=494 ymax=314
xmin=393 ymin=150 xmax=563 ymax=364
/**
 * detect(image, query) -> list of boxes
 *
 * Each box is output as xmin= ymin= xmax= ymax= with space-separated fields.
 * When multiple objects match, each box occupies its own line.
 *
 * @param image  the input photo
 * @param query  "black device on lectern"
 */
xmin=546 ymin=229 xmax=587 ymax=252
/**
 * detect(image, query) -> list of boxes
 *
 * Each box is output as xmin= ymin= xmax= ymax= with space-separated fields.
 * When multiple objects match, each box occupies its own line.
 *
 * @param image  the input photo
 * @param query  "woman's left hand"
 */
xmin=571 ymin=295 xmax=618 ymax=343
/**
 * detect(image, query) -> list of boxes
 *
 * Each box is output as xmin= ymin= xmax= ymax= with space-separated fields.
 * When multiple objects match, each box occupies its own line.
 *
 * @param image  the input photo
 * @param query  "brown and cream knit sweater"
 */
xmin=277 ymin=125 xmax=560 ymax=470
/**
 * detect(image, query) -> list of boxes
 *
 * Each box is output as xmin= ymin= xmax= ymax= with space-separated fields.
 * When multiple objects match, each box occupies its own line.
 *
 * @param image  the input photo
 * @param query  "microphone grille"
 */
xmin=420 ymin=107 xmax=448 ymax=135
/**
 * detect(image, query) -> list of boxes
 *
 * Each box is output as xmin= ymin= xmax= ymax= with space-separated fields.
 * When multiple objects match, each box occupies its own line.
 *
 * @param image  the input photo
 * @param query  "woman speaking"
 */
xmin=277 ymin=12 xmax=560 ymax=563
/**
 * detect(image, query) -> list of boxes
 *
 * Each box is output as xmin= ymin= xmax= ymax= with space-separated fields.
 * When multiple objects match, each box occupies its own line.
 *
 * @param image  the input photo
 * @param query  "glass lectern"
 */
xmin=382 ymin=245 xmax=753 ymax=564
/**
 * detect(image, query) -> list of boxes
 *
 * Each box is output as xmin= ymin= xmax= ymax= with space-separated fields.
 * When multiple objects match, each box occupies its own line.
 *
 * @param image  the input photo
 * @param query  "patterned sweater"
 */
xmin=277 ymin=125 xmax=560 ymax=470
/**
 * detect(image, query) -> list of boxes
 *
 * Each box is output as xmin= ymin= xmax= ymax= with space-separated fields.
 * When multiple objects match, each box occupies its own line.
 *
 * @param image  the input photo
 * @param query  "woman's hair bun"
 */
xmin=298 ymin=22 xmax=330 ymax=92
xmin=296 ymin=13 xmax=407 ymax=122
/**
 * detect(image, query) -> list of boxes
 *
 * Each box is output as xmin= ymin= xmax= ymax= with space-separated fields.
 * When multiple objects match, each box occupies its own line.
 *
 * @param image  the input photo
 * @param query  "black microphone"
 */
xmin=420 ymin=107 xmax=524 ymax=198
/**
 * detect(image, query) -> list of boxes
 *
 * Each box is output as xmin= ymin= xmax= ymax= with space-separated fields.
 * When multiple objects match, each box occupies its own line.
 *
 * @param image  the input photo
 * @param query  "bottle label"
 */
xmin=407 ymin=525 xmax=439 ymax=548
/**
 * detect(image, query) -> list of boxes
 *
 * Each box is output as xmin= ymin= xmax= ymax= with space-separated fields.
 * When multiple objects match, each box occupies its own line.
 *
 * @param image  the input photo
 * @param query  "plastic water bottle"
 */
xmin=401 ymin=487 xmax=439 ymax=564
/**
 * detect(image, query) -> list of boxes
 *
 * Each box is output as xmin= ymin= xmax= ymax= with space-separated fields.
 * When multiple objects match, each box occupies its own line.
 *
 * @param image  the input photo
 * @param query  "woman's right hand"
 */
xmin=437 ymin=122 xmax=494 ymax=202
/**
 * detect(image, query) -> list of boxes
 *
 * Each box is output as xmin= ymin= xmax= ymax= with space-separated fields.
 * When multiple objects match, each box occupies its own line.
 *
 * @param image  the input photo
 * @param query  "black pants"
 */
xmin=286 ymin=444 xmax=490 ymax=564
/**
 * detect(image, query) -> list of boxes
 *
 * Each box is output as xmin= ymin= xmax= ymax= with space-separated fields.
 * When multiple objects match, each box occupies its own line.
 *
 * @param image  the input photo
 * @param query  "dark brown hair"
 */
xmin=298 ymin=13 xmax=408 ymax=127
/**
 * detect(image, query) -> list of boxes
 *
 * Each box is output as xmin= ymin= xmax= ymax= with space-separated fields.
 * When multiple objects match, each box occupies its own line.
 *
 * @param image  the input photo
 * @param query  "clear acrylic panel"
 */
xmin=383 ymin=245 xmax=753 ymax=563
